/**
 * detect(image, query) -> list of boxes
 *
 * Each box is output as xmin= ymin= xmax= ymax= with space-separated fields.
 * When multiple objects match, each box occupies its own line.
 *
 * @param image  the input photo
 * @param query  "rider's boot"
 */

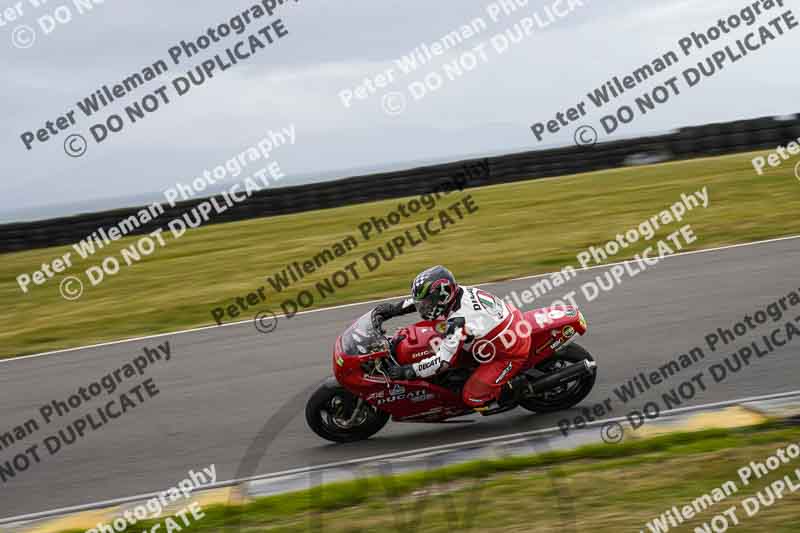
xmin=472 ymin=375 xmax=532 ymax=414
xmin=503 ymin=374 xmax=533 ymax=403
xmin=472 ymin=376 xmax=531 ymax=414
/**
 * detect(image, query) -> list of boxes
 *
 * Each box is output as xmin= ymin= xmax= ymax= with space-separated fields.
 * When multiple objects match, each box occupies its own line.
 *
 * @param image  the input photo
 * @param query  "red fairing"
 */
xmin=480 ymin=304 xmax=532 ymax=360
xmin=524 ymin=306 xmax=588 ymax=366
xmin=332 ymin=329 xmax=468 ymax=422
xmin=392 ymin=320 xmax=448 ymax=366
xmin=331 ymin=305 xmax=588 ymax=423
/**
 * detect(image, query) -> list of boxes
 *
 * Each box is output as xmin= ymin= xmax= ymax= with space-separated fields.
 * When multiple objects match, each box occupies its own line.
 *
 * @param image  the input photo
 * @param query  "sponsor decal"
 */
xmin=578 ymin=311 xmax=588 ymax=330
xmin=410 ymin=391 xmax=436 ymax=403
xmin=434 ymin=322 xmax=448 ymax=334
xmin=366 ymin=390 xmax=385 ymax=401
xmin=565 ymin=308 xmax=578 ymax=317
xmin=418 ymin=356 xmax=441 ymax=371
xmin=377 ymin=388 xmax=435 ymax=405
xmin=469 ymin=396 xmax=492 ymax=403
xmin=390 ymin=384 xmax=406 ymax=395
xmin=562 ymin=326 xmax=576 ymax=338
xmin=548 ymin=309 xmax=566 ymax=320
xmin=495 ymin=361 xmax=514 ymax=384
xmin=477 ymin=290 xmax=496 ymax=310
xmin=477 ymin=289 xmax=505 ymax=318
xmin=411 ymin=349 xmax=432 ymax=359
xmin=336 ymin=355 xmax=345 ymax=367
xmin=468 ymin=287 xmax=481 ymax=311
xmin=542 ymin=333 xmax=573 ymax=353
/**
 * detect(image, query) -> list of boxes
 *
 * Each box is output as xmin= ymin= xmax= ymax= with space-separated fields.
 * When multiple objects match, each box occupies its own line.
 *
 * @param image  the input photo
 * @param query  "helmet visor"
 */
xmin=415 ymin=294 xmax=439 ymax=320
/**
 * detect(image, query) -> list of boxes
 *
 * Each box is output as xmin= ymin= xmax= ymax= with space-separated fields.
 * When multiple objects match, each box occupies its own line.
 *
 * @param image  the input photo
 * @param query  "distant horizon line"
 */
xmin=0 ymin=141 xmax=552 ymax=224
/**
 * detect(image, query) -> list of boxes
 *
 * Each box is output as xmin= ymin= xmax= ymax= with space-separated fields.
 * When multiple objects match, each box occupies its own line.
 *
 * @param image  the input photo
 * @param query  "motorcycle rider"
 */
xmin=374 ymin=265 xmax=533 ymax=410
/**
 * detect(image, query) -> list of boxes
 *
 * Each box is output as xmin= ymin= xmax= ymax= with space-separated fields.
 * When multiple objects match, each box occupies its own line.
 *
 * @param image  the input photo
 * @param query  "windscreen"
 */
xmin=340 ymin=310 xmax=389 ymax=356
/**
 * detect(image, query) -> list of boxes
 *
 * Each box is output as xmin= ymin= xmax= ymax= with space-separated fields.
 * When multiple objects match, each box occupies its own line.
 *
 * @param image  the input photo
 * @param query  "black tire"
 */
xmin=518 ymin=343 xmax=597 ymax=413
xmin=305 ymin=378 xmax=390 ymax=443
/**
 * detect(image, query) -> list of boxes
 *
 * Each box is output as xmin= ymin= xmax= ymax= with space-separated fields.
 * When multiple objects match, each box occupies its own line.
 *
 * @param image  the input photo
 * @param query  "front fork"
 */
xmin=340 ymin=398 xmax=365 ymax=428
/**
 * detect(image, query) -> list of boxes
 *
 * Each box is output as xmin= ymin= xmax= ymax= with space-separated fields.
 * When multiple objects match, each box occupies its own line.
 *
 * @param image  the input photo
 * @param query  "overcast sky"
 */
xmin=2 ymin=0 xmax=798 ymax=221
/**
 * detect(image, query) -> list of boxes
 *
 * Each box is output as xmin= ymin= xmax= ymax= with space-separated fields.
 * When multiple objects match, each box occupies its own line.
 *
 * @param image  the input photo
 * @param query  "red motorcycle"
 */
xmin=306 ymin=305 xmax=597 ymax=442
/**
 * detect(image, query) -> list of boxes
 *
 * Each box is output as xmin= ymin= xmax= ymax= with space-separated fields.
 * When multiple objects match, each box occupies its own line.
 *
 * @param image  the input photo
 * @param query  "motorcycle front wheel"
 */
xmin=305 ymin=378 xmax=390 ymax=443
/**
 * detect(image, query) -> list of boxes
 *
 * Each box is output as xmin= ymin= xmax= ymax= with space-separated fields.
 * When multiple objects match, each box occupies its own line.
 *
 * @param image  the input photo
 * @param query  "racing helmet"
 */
xmin=411 ymin=266 xmax=458 ymax=320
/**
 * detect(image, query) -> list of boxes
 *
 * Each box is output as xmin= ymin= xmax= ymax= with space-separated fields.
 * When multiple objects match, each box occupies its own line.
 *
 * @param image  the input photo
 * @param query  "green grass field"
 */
xmin=53 ymin=423 xmax=800 ymax=532
xmin=2 ymin=149 xmax=799 ymax=357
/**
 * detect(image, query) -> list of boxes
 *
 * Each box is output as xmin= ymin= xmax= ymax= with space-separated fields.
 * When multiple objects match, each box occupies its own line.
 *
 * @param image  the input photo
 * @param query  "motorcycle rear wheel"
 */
xmin=306 ymin=378 xmax=390 ymax=443
xmin=518 ymin=343 xmax=597 ymax=413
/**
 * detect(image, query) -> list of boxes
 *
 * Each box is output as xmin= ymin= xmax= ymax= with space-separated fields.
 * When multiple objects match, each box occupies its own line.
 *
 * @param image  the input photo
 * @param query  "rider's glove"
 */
xmin=388 ymin=364 xmax=416 ymax=381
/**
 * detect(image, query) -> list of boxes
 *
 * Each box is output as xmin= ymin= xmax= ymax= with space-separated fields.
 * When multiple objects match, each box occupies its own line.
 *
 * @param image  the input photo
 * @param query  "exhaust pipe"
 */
xmin=529 ymin=360 xmax=596 ymax=393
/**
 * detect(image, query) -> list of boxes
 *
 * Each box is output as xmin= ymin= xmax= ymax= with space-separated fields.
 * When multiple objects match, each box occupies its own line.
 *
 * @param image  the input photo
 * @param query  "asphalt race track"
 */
xmin=1 ymin=237 xmax=799 ymax=519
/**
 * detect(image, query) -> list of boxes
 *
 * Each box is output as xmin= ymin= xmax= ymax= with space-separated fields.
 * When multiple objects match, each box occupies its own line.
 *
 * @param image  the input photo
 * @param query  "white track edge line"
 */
xmin=6 ymin=233 xmax=800 ymax=364
xmin=3 ymin=388 xmax=799 ymax=525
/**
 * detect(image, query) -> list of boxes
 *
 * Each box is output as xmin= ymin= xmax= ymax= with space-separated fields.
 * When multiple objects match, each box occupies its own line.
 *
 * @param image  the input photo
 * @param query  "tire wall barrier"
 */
xmin=2 ymin=113 xmax=798 ymax=254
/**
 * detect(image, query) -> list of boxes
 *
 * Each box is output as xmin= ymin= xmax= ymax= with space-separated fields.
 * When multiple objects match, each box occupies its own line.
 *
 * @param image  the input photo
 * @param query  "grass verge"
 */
xmin=52 ymin=422 xmax=800 ymax=532
xmin=2 ymin=149 xmax=799 ymax=357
